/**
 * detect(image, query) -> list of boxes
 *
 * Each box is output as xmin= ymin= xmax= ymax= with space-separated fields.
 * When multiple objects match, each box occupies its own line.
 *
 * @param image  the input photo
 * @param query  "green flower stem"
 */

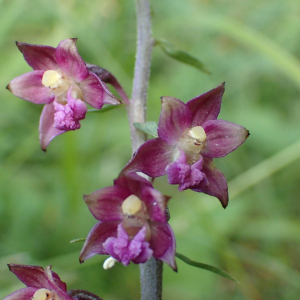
xmin=129 ymin=0 xmax=163 ymax=299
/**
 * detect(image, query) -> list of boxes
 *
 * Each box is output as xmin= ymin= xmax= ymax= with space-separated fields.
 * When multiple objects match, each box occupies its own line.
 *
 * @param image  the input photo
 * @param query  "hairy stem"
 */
xmin=129 ymin=0 xmax=163 ymax=299
xmin=139 ymin=258 xmax=163 ymax=300
xmin=129 ymin=0 xmax=153 ymax=153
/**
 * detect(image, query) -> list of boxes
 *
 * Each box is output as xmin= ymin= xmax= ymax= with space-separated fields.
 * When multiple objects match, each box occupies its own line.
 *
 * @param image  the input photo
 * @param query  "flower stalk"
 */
xmin=129 ymin=0 xmax=154 ymax=153
xmin=129 ymin=0 xmax=163 ymax=299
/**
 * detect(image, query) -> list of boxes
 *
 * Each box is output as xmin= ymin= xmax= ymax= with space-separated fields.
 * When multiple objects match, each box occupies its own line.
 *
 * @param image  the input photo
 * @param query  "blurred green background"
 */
xmin=1 ymin=0 xmax=300 ymax=299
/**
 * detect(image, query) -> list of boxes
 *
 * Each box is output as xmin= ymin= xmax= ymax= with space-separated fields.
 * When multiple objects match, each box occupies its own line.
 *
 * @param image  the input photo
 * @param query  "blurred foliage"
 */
xmin=1 ymin=0 xmax=300 ymax=299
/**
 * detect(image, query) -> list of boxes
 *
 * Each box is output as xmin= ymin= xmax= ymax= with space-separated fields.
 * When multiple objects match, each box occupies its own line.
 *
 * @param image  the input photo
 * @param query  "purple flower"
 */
xmin=4 ymin=264 xmax=73 ymax=300
xmin=7 ymin=39 xmax=120 ymax=150
xmin=79 ymin=173 xmax=177 ymax=270
xmin=125 ymin=83 xmax=249 ymax=208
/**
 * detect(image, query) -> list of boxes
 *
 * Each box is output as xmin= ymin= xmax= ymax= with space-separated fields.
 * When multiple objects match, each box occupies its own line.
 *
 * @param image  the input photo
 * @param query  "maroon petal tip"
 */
xmin=246 ymin=129 xmax=250 ymax=138
xmin=172 ymin=263 xmax=178 ymax=272
xmin=221 ymin=196 xmax=228 ymax=209
xmin=16 ymin=41 xmax=23 ymax=52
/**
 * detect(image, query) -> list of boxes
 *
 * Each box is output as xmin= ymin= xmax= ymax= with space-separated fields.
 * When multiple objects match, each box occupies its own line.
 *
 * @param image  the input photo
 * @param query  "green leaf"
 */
xmin=155 ymin=38 xmax=211 ymax=74
xmin=70 ymin=238 xmax=86 ymax=244
xmin=133 ymin=121 xmax=158 ymax=138
xmin=175 ymin=252 xmax=239 ymax=283
xmin=87 ymin=105 xmax=121 ymax=114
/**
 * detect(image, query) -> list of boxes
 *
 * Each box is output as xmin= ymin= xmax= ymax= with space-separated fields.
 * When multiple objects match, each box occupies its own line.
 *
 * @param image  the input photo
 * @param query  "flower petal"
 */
xmin=187 ymin=83 xmax=225 ymax=126
xmin=7 ymin=264 xmax=66 ymax=291
xmin=79 ymin=72 xmax=120 ymax=108
xmin=3 ymin=287 xmax=37 ymax=300
xmin=16 ymin=42 xmax=58 ymax=71
xmin=43 ymin=267 xmax=72 ymax=300
xmin=7 ymin=71 xmax=54 ymax=104
xmin=158 ymin=96 xmax=192 ymax=145
xmin=83 ymin=186 xmax=130 ymax=222
xmin=141 ymin=186 xmax=168 ymax=223
xmin=114 ymin=172 xmax=152 ymax=199
xmin=201 ymin=119 xmax=249 ymax=158
xmin=149 ymin=222 xmax=177 ymax=271
xmin=55 ymin=39 xmax=88 ymax=82
xmin=130 ymin=227 xmax=153 ymax=264
xmin=125 ymin=139 xmax=175 ymax=177
xmin=192 ymin=158 xmax=228 ymax=208
xmin=39 ymin=102 xmax=65 ymax=151
xmin=79 ymin=221 xmax=120 ymax=262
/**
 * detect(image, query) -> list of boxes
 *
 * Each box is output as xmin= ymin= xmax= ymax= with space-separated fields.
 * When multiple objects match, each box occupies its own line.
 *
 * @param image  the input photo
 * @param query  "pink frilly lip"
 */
xmin=103 ymin=224 xmax=153 ymax=265
xmin=53 ymin=87 xmax=87 ymax=131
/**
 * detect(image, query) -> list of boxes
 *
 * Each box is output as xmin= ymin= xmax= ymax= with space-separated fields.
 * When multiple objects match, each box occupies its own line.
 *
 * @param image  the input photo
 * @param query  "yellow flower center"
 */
xmin=42 ymin=70 xmax=84 ymax=102
xmin=122 ymin=195 xmax=142 ymax=216
xmin=180 ymin=126 xmax=206 ymax=154
xmin=32 ymin=289 xmax=54 ymax=300
xmin=121 ymin=194 xmax=151 ymax=241
xmin=188 ymin=126 xmax=206 ymax=141
xmin=42 ymin=70 xmax=70 ymax=97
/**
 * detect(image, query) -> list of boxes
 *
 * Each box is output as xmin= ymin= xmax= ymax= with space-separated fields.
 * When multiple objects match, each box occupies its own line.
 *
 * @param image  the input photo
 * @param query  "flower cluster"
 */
xmin=6 ymin=39 xmax=249 ymax=277
xmin=7 ymin=39 xmax=120 ymax=151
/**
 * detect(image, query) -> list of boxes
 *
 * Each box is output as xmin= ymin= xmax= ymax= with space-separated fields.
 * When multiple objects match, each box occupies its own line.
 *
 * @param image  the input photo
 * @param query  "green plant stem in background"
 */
xmin=229 ymin=139 xmax=300 ymax=200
